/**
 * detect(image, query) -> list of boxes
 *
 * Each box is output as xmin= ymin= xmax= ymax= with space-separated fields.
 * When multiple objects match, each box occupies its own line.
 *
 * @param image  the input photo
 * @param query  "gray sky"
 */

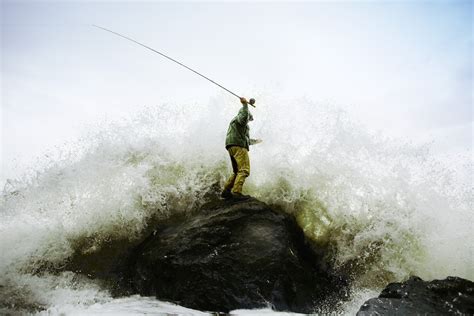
xmin=1 ymin=0 xmax=472 ymax=184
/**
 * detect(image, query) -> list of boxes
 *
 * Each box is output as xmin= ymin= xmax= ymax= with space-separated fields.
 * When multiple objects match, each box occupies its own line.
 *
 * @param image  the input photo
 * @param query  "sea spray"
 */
xmin=1 ymin=96 xmax=472 ymax=314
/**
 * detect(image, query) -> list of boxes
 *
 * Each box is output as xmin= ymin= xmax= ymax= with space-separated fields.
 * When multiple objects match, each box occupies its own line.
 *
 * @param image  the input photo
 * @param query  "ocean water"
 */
xmin=1 ymin=96 xmax=472 ymax=315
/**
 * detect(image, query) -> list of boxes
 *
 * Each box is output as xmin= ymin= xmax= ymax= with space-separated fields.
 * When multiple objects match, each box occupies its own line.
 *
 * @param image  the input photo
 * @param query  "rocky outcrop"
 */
xmin=125 ymin=197 xmax=347 ymax=313
xmin=357 ymin=276 xmax=474 ymax=315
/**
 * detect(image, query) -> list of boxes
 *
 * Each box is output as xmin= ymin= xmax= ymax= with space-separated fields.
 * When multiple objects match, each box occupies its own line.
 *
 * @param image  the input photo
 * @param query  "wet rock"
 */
xmin=126 ymin=197 xmax=346 ymax=313
xmin=357 ymin=275 xmax=474 ymax=315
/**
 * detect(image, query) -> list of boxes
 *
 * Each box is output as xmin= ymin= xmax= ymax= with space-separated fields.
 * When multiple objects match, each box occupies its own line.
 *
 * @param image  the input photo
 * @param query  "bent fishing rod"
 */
xmin=93 ymin=25 xmax=256 ymax=107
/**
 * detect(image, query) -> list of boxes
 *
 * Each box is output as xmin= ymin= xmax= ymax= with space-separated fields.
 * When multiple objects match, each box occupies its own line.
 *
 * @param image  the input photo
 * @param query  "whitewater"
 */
xmin=1 ymin=95 xmax=472 ymax=315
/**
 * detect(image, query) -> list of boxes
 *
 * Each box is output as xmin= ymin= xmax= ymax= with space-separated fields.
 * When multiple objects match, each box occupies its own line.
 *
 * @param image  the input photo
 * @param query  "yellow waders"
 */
xmin=223 ymin=146 xmax=250 ymax=194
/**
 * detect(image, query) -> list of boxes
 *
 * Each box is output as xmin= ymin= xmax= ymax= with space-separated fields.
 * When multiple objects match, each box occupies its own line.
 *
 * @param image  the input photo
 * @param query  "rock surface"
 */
xmin=357 ymin=275 xmax=474 ymax=315
xmin=125 ymin=197 xmax=346 ymax=313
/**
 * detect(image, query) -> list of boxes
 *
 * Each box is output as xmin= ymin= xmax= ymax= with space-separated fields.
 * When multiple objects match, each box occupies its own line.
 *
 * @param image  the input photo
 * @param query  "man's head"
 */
xmin=248 ymin=99 xmax=255 ymax=121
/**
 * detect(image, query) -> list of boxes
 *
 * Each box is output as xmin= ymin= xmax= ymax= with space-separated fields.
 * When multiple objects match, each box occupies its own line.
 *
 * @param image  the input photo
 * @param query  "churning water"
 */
xmin=1 ymin=95 xmax=472 ymax=314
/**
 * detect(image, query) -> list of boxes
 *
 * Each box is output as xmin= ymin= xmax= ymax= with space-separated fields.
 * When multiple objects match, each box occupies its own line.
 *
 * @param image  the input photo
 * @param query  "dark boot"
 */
xmin=232 ymin=192 xmax=250 ymax=201
xmin=220 ymin=189 xmax=233 ymax=199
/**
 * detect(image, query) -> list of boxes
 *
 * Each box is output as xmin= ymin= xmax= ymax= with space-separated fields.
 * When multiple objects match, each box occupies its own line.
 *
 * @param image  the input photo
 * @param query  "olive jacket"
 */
xmin=225 ymin=104 xmax=256 ymax=150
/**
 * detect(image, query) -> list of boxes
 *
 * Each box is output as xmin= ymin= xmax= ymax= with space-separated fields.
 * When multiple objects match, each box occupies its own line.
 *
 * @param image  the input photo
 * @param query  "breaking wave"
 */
xmin=1 ymin=95 xmax=472 ymax=314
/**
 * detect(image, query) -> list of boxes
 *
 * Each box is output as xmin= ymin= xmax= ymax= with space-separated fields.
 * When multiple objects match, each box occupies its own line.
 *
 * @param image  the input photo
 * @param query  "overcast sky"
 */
xmin=1 ymin=0 xmax=472 ymax=185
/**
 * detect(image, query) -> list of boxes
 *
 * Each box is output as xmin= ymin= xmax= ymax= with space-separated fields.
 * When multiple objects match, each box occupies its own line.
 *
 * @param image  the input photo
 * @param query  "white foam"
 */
xmin=1 ymin=96 xmax=472 ymax=313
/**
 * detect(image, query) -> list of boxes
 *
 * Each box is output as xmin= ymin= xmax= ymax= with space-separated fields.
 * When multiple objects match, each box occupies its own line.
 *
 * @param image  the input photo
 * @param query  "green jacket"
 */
xmin=225 ymin=104 xmax=253 ymax=150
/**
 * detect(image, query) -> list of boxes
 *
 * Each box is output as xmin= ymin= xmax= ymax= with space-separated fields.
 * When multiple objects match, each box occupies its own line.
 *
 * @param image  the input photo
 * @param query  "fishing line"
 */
xmin=93 ymin=25 xmax=255 ymax=107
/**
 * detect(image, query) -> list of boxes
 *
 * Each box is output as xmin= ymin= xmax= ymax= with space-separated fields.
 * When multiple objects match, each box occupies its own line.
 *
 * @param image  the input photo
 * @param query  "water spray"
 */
xmin=93 ymin=25 xmax=256 ymax=107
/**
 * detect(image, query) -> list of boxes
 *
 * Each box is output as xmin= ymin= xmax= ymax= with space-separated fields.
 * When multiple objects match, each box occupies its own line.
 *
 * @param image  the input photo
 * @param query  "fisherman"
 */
xmin=93 ymin=30 xmax=263 ymax=199
xmin=221 ymin=97 xmax=262 ymax=200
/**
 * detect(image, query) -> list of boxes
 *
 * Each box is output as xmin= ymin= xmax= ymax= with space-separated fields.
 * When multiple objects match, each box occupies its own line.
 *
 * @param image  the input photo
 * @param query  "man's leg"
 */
xmin=223 ymin=157 xmax=238 ymax=191
xmin=223 ymin=174 xmax=236 ymax=192
xmin=231 ymin=147 xmax=250 ymax=194
xmin=222 ymin=149 xmax=239 ymax=197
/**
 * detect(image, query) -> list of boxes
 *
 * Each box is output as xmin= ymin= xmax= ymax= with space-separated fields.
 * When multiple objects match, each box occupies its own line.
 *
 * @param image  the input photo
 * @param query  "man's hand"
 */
xmin=250 ymin=139 xmax=263 ymax=145
xmin=240 ymin=97 xmax=248 ymax=105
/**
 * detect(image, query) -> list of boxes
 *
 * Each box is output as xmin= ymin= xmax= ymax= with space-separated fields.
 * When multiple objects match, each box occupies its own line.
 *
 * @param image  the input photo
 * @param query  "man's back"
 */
xmin=225 ymin=104 xmax=252 ymax=150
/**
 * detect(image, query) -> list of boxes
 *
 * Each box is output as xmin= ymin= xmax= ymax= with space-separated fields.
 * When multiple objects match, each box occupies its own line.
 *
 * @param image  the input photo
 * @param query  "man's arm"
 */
xmin=235 ymin=98 xmax=250 ymax=125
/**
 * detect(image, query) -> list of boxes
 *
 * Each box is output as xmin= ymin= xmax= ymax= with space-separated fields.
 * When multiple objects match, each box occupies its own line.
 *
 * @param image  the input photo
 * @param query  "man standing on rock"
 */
xmin=221 ymin=97 xmax=262 ymax=200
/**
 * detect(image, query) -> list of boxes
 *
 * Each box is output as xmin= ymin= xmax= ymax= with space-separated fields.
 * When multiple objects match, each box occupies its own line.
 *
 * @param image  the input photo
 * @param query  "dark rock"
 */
xmin=357 ymin=275 xmax=474 ymax=315
xmin=125 ymin=197 xmax=347 ymax=313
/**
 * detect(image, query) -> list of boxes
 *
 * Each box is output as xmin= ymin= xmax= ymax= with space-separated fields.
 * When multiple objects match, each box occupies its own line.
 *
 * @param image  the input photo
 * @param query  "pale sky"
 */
xmin=1 ymin=0 xmax=472 ymax=185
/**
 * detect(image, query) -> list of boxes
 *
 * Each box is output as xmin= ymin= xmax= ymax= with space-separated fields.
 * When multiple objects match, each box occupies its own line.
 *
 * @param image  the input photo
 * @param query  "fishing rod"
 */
xmin=93 ymin=25 xmax=256 ymax=107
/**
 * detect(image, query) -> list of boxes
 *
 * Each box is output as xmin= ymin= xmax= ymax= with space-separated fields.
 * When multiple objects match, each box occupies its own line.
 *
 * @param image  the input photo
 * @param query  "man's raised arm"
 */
xmin=235 ymin=97 xmax=250 ymax=125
